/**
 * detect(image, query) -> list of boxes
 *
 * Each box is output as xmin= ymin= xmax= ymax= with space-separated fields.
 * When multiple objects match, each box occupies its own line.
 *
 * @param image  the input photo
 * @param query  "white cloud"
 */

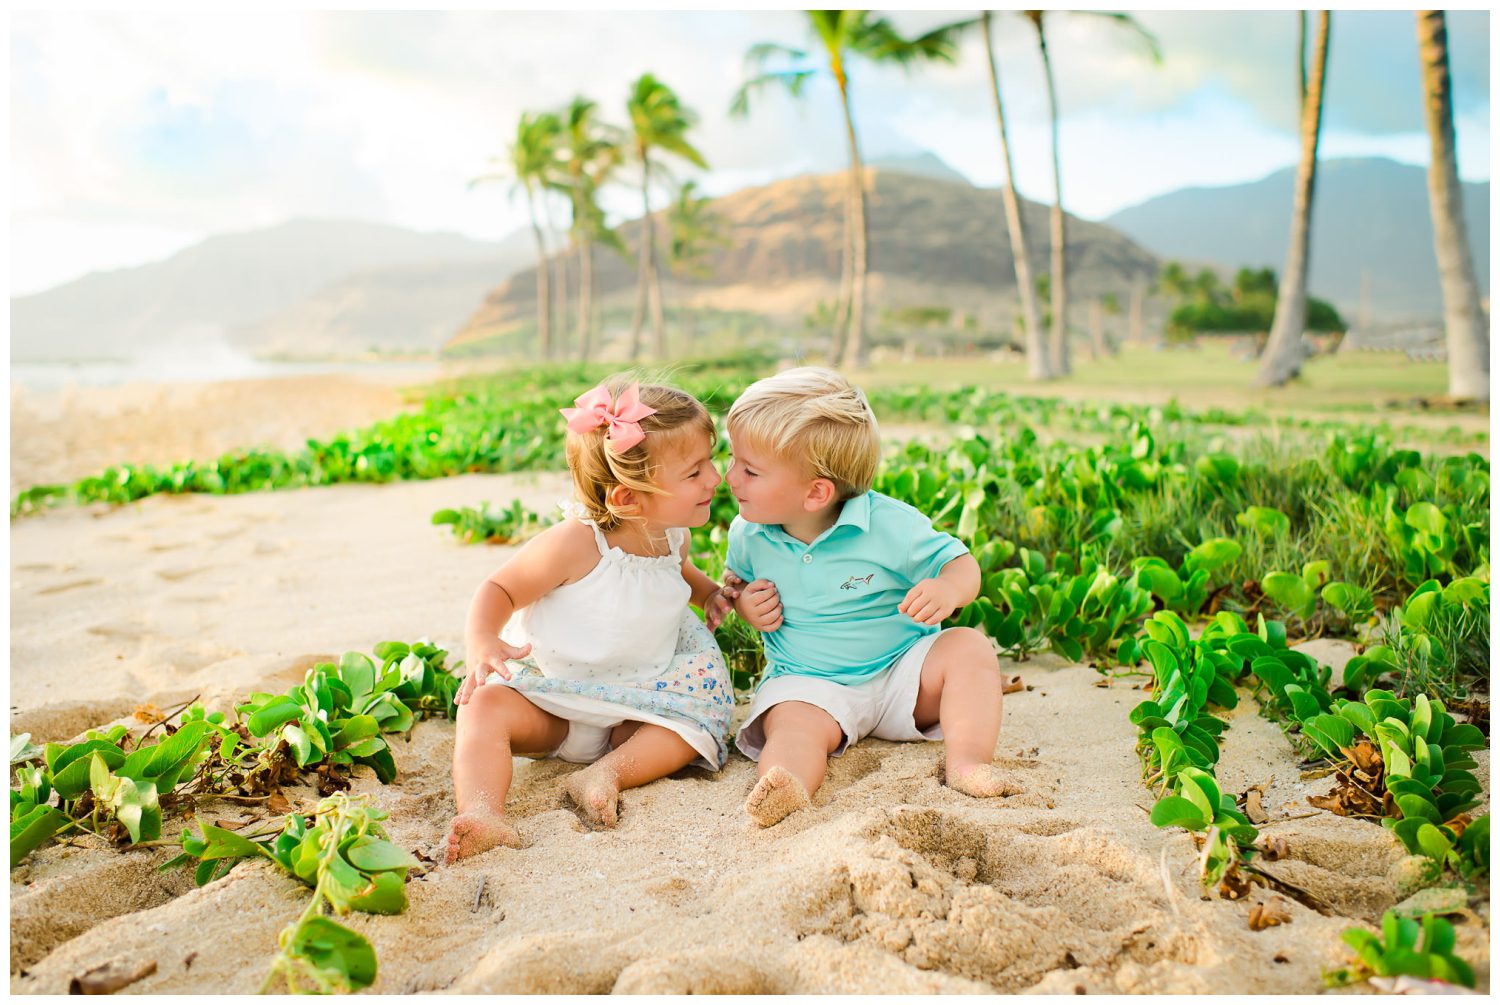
xmin=9 ymin=9 xmax=1491 ymax=294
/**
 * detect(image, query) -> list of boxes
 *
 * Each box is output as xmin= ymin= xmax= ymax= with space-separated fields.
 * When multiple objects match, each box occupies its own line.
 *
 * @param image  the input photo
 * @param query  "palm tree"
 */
xmin=1416 ymin=11 xmax=1488 ymax=401
xmin=625 ymin=74 xmax=707 ymax=361
xmin=731 ymin=12 xmax=965 ymax=369
xmin=471 ymin=111 xmax=562 ymax=360
xmin=973 ymin=11 xmax=1049 ymax=379
xmin=1255 ymin=11 xmax=1330 ymax=388
xmin=1020 ymin=11 xmax=1161 ymax=377
xmin=557 ymin=97 xmax=624 ymax=361
xmin=666 ymin=180 xmax=727 ymax=278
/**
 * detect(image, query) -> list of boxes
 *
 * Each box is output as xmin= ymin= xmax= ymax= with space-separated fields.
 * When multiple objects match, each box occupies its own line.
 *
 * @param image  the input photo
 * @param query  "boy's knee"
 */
xmin=763 ymin=700 xmax=842 ymax=749
xmin=947 ymin=627 xmax=1000 ymax=669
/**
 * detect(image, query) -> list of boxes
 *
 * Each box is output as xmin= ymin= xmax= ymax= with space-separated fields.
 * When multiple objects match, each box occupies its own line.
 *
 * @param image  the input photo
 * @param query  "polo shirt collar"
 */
xmin=746 ymin=490 xmax=872 ymax=542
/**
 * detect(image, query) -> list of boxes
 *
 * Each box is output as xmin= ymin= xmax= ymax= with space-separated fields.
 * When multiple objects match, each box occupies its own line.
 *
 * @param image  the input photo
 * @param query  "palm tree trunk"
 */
xmin=1417 ymin=10 xmax=1489 ymax=401
xmin=1256 ymin=10 xmax=1330 ymax=388
xmin=836 ymin=71 xmax=870 ymax=369
xmin=829 ymin=179 xmax=854 ymax=364
xmin=577 ymin=237 xmax=594 ymax=362
xmin=629 ymin=154 xmax=651 ymax=362
xmin=1035 ymin=25 xmax=1070 ymax=377
xmin=983 ymin=11 xmax=1050 ymax=380
xmin=526 ymin=187 xmax=551 ymax=361
xmin=1129 ymin=281 xmax=1145 ymax=346
xmin=1089 ymin=298 xmax=1109 ymax=360
xmin=649 ymin=215 xmax=666 ymax=359
xmin=542 ymin=197 xmax=569 ymax=359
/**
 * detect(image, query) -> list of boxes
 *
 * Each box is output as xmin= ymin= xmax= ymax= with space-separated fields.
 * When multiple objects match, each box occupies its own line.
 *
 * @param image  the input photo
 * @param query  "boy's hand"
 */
xmin=737 ymin=578 xmax=783 ymax=633
xmin=457 ymin=639 xmax=533 ymax=704
xmin=900 ymin=578 xmax=963 ymax=626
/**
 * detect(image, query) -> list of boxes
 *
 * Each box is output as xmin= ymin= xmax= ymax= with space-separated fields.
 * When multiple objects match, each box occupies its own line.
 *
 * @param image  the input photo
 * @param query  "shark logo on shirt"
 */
xmin=839 ymin=573 xmax=875 ymax=591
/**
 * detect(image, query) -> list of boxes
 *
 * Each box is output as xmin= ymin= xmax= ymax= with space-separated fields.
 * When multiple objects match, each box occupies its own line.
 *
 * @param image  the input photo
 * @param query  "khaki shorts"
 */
xmin=734 ymin=629 xmax=950 ymax=761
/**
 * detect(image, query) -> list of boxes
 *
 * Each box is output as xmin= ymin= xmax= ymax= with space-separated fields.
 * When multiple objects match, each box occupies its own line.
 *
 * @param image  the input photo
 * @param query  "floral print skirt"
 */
xmin=486 ymin=610 xmax=732 ymax=770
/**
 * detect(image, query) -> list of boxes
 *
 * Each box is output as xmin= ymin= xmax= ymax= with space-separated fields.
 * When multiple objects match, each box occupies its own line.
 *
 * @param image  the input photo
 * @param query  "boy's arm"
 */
xmin=898 ymin=552 xmax=979 ymax=626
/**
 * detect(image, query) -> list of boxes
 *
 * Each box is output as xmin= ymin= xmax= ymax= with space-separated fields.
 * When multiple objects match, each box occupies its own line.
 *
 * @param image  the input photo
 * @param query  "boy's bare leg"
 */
xmin=447 ymin=685 xmax=569 ymax=863
xmin=913 ymin=628 xmax=1020 ymax=798
xmin=565 ymin=722 xmax=697 ymax=828
xmin=745 ymin=701 xmax=842 ymax=827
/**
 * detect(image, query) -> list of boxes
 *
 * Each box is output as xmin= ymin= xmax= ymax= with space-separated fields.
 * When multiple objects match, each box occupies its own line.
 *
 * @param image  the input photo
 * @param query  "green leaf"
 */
xmin=339 ymin=652 xmax=377 ymax=700
xmin=1395 ymin=793 xmax=1440 ymax=824
xmin=344 ymin=836 xmax=418 ymax=873
xmin=248 ymin=698 xmax=305 ymax=737
xmin=1403 ymin=501 xmax=1446 ymax=536
xmin=1415 ymin=823 xmax=1454 ymax=863
xmin=1149 ymin=795 xmax=1207 ymax=830
xmin=1185 ymin=538 xmax=1240 ymax=574
xmin=1440 ymin=576 xmax=1485 ymax=606
xmin=286 ymin=916 xmax=378 ymax=991
xmin=10 ymin=804 xmax=65 ymax=867
xmin=1261 ymin=572 xmax=1315 ymax=619
xmin=1236 ymin=506 xmax=1289 ymax=537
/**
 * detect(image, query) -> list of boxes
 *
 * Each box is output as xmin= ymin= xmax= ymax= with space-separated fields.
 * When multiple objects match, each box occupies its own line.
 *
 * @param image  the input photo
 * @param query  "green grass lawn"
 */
xmin=856 ymin=342 xmax=1463 ymax=415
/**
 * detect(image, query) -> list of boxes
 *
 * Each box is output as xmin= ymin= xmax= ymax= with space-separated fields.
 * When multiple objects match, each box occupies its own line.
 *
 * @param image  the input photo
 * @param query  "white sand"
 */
xmin=8 ymin=374 xmax=1490 ymax=993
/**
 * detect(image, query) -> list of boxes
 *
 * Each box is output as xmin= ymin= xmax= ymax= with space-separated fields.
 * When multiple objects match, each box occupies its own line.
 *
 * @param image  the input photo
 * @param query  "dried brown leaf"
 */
xmin=1256 ymin=835 xmax=1290 ymax=861
xmin=266 ymin=790 xmax=292 ymax=815
xmin=69 ymin=958 xmax=157 ymax=994
xmin=1243 ymin=787 xmax=1269 ymax=825
xmin=131 ymin=703 xmax=165 ymax=724
xmin=1248 ymin=898 xmax=1292 ymax=930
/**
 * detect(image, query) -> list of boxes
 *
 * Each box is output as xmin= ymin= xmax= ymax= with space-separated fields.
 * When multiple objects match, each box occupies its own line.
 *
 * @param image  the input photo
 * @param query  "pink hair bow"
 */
xmin=560 ymin=382 xmax=657 ymax=452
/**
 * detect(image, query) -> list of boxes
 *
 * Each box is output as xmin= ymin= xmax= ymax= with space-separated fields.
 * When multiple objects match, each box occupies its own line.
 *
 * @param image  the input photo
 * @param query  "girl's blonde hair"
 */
xmin=565 ymin=373 xmax=715 ymax=532
xmin=726 ymin=366 xmax=880 ymax=500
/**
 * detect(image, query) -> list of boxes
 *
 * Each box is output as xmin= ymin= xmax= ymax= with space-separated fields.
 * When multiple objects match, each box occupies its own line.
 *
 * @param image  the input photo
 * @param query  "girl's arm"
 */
xmin=680 ymin=555 xmax=740 ymax=631
xmin=461 ymin=521 xmax=597 ymax=699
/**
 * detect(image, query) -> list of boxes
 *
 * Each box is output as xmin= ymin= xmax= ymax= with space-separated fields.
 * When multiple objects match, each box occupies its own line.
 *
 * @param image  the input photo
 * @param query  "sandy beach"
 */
xmin=8 ymin=373 xmax=1490 ymax=994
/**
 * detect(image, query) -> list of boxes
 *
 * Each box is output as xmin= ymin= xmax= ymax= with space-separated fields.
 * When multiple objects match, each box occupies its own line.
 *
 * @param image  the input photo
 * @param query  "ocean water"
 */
xmin=10 ymin=340 xmax=436 ymax=392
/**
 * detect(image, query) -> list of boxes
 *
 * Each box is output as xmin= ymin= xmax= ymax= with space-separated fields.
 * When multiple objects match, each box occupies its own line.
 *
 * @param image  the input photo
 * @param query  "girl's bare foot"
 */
xmin=1002 ymin=673 xmax=1024 ymax=694
xmin=744 ymin=766 xmax=811 ymax=828
xmin=945 ymin=762 xmax=1023 ymax=799
xmin=444 ymin=809 xmax=521 ymax=864
xmin=565 ymin=763 xmax=621 ymax=828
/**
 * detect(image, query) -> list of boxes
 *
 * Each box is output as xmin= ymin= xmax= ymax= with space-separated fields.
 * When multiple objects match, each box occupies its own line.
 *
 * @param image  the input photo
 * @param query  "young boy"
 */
xmin=724 ymin=366 xmax=1020 ymax=828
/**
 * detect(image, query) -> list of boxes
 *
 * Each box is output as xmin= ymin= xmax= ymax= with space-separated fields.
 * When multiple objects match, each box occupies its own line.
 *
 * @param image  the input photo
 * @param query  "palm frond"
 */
xmin=1076 ymin=11 xmax=1163 ymax=63
xmin=729 ymin=69 xmax=820 ymax=118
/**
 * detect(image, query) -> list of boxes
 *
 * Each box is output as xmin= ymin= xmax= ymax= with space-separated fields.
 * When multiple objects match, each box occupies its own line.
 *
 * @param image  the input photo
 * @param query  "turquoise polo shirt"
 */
xmin=725 ymin=490 xmax=970 ymax=684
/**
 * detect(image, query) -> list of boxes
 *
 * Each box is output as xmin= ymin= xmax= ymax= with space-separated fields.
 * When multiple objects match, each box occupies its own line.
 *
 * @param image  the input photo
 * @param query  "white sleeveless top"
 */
xmin=501 ymin=515 xmax=691 ymax=683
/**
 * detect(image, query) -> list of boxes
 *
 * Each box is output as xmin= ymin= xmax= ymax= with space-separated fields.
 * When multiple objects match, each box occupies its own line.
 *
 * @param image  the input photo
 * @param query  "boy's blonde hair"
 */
xmin=726 ymin=366 xmax=880 ymax=500
xmin=565 ymin=373 xmax=715 ymax=532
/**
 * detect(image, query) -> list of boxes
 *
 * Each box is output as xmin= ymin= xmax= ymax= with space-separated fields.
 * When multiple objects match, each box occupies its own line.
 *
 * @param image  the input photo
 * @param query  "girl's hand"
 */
xmin=457 ymin=639 xmax=533 ymax=704
xmin=737 ymin=579 xmax=783 ymax=633
xmin=704 ymin=586 xmax=735 ymax=631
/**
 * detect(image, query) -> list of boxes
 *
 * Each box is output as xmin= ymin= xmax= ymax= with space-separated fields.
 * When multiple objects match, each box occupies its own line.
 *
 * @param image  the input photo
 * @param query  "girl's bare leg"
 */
xmin=744 ymin=701 xmax=843 ymax=828
xmin=566 ymin=722 xmax=696 ymax=827
xmin=446 ymin=685 xmax=569 ymax=863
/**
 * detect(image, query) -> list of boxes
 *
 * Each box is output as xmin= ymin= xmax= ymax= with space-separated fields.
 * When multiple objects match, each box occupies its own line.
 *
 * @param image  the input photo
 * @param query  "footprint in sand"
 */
xmin=155 ymin=567 xmax=207 ymax=582
xmin=37 ymin=578 xmax=102 ymax=596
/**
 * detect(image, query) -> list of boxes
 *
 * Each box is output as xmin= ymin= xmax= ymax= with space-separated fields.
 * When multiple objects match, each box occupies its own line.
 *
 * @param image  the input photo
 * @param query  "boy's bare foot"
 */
xmin=444 ymin=809 xmax=521 ymax=864
xmin=565 ymin=763 xmax=622 ymax=828
xmin=744 ymin=766 xmax=811 ymax=828
xmin=1002 ymin=673 xmax=1024 ymax=695
xmin=945 ymin=762 xmax=1024 ymax=799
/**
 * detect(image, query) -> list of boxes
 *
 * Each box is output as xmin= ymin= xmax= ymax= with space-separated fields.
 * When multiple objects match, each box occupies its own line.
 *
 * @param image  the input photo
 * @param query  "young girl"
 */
xmin=445 ymin=376 xmax=737 ymax=863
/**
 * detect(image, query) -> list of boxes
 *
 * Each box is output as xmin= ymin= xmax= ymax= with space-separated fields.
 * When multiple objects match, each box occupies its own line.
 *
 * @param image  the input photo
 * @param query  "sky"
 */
xmin=9 ymin=7 xmax=1493 ymax=296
